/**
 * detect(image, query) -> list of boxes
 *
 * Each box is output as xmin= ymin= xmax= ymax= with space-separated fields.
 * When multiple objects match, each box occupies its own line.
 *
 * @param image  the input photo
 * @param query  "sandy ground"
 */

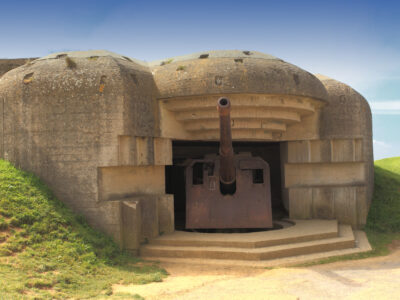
xmin=113 ymin=242 xmax=400 ymax=300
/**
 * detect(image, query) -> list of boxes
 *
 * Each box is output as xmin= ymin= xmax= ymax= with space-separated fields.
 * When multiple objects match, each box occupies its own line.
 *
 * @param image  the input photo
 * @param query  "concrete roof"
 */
xmin=37 ymin=49 xmax=280 ymax=67
xmin=149 ymin=50 xmax=280 ymax=67
xmin=2 ymin=50 xmax=329 ymax=101
xmin=37 ymin=50 xmax=148 ymax=67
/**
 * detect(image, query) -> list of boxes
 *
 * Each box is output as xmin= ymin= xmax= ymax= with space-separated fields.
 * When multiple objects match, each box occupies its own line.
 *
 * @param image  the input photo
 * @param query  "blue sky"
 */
xmin=0 ymin=0 xmax=399 ymax=159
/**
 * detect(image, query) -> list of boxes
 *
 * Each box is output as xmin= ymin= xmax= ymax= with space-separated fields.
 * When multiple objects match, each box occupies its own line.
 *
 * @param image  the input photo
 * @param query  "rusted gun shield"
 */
xmin=185 ymin=155 xmax=273 ymax=229
xmin=185 ymin=97 xmax=273 ymax=229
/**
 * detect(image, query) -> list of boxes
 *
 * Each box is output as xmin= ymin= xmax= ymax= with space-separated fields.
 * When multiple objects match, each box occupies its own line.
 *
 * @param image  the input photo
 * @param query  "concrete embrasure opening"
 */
xmin=165 ymin=141 xmax=288 ymax=231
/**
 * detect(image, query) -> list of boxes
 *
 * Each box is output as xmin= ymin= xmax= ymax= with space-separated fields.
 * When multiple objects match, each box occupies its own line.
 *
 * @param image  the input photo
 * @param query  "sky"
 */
xmin=0 ymin=0 xmax=399 ymax=160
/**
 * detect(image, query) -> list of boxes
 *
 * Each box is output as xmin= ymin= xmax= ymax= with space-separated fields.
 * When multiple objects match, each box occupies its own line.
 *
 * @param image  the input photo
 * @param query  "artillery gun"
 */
xmin=185 ymin=97 xmax=273 ymax=229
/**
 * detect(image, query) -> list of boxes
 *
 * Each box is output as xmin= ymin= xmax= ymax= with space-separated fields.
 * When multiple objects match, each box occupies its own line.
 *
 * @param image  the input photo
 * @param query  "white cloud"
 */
xmin=369 ymin=100 xmax=400 ymax=115
xmin=372 ymin=139 xmax=399 ymax=160
xmin=373 ymin=139 xmax=391 ymax=148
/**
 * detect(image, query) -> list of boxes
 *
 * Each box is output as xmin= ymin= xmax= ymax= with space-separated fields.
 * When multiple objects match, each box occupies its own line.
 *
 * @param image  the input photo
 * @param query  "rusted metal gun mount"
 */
xmin=217 ymin=98 xmax=236 ymax=195
xmin=185 ymin=97 xmax=273 ymax=229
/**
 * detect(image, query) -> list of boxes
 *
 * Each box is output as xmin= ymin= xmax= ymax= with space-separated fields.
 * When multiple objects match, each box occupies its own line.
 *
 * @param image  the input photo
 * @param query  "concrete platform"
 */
xmin=149 ymin=219 xmax=338 ymax=248
xmin=140 ymin=220 xmax=372 ymax=266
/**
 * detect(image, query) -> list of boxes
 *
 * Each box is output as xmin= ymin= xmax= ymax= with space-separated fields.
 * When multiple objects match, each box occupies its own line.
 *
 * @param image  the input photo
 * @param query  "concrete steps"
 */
xmin=148 ymin=219 xmax=338 ymax=249
xmin=140 ymin=220 xmax=370 ymax=265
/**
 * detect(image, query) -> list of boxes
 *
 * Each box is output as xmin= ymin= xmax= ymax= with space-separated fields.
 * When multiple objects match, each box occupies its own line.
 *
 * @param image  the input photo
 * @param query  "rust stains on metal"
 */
xmin=185 ymin=97 xmax=273 ymax=229
xmin=217 ymin=98 xmax=236 ymax=192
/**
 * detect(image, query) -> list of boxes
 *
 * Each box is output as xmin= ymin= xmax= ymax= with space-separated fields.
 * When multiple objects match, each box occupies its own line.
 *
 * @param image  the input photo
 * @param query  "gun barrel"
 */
xmin=217 ymin=97 xmax=236 ymax=186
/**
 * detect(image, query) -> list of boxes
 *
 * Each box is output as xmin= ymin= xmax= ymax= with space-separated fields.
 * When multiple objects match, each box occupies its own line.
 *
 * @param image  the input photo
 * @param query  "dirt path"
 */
xmin=113 ymin=245 xmax=400 ymax=300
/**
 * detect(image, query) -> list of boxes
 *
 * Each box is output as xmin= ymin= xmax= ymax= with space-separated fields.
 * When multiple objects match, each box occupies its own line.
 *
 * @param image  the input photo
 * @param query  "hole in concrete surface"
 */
xmin=23 ymin=72 xmax=34 ymax=84
xmin=99 ymin=75 xmax=107 ymax=93
xmin=199 ymin=54 xmax=209 ymax=59
xmin=234 ymin=58 xmax=243 ymax=63
xmin=293 ymin=74 xmax=300 ymax=85
xmin=165 ymin=141 xmax=288 ymax=231
xmin=130 ymin=73 xmax=138 ymax=85
xmin=214 ymin=76 xmax=223 ymax=86
xmin=243 ymin=51 xmax=252 ymax=55
xmin=56 ymin=54 xmax=67 ymax=59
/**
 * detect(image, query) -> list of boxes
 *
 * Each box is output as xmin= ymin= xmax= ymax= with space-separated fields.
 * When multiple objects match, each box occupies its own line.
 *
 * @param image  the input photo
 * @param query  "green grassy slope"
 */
xmin=0 ymin=160 xmax=166 ymax=299
xmin=364 ymin=157 xmax=400 ymax=254
xmin=366 ymin=157 xmax=400 ymax=232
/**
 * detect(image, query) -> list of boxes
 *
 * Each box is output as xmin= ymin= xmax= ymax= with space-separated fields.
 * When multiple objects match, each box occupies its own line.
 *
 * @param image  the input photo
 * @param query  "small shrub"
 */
xmin=65 ymin=57 xmax=77 ymax=69
xmin=160 ymin=58 xmax=173 ymax=66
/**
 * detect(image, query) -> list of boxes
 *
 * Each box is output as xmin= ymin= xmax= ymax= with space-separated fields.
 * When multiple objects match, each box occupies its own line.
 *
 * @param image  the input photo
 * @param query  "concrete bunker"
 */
xmin=0 ymin=50 xmax=373 ymax=257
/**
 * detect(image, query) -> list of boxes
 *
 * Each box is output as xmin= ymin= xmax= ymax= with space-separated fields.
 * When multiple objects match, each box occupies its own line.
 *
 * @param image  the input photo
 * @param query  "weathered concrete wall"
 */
xmin=282 ymin=139 xmax=371 ymax=227
xmin=0 ymin=55 xmax=125 ymax=240
xmin=318 ymin=75 xmax=374 ymax=227
xmin=0 ymin=51 xmax=172 ymax=252
xmin=280 ymin=75 xmax=374 ymax=228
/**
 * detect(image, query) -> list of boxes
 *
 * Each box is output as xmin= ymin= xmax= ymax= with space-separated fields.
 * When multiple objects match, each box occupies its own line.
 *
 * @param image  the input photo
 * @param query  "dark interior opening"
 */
xmin=165 ymin=141 xmax=288 ymax=230
xmin=252 ymin=169 xmax=264 ymax=184
xmin=192 ymin=162 xmax=204 ymax=185
xmin=219 ymin=180 xmax=237 ymax=196
xmin=219 ymin=98 xmax=228 ymax=106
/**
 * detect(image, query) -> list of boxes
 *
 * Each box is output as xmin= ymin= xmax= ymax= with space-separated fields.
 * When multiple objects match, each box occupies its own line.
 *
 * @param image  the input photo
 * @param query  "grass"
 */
xmin=364 ymin=157 xmax=400 ymax=254
xmin=160 ymin=58 xmax=173 ymax=66
xmin=366 ymin=157 xmax=400 ymax=232
xmin=294 ymin=156 xmax=400 ymax=267
xmin=176 ymin=65 xmax=186 ymax=71
xmin=1 ymin=156 xmax=399 ymax=296
xmin=0 ymin=160 xmax=167 ymax=299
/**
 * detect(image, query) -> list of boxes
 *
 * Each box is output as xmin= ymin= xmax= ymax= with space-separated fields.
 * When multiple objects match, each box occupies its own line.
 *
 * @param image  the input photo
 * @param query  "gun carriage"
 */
xmin=185 ymin=97 xmax=273 ymax=229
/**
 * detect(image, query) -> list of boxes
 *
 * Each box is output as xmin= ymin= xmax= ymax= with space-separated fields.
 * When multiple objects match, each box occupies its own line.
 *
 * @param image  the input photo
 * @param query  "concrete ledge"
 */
xmin=285 ymin=162 xmax=366 ymax=188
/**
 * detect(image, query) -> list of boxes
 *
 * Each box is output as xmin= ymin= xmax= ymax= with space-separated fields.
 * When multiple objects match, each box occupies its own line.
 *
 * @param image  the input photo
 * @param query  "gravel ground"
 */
xmin=113 ymin=243 xmax=400 ymax=300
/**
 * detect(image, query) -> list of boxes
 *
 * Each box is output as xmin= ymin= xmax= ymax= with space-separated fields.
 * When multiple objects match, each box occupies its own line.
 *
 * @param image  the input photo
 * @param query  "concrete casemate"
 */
xmin=0 ymin=50 xmax=373 ymax=253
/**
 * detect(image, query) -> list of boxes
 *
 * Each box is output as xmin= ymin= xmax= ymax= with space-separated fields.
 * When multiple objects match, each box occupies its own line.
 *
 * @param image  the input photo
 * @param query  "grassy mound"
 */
xmin=0 ymin=160 xmax=166 ymax=299
xmin=364 ymin=156 xmax=400 ymax=254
